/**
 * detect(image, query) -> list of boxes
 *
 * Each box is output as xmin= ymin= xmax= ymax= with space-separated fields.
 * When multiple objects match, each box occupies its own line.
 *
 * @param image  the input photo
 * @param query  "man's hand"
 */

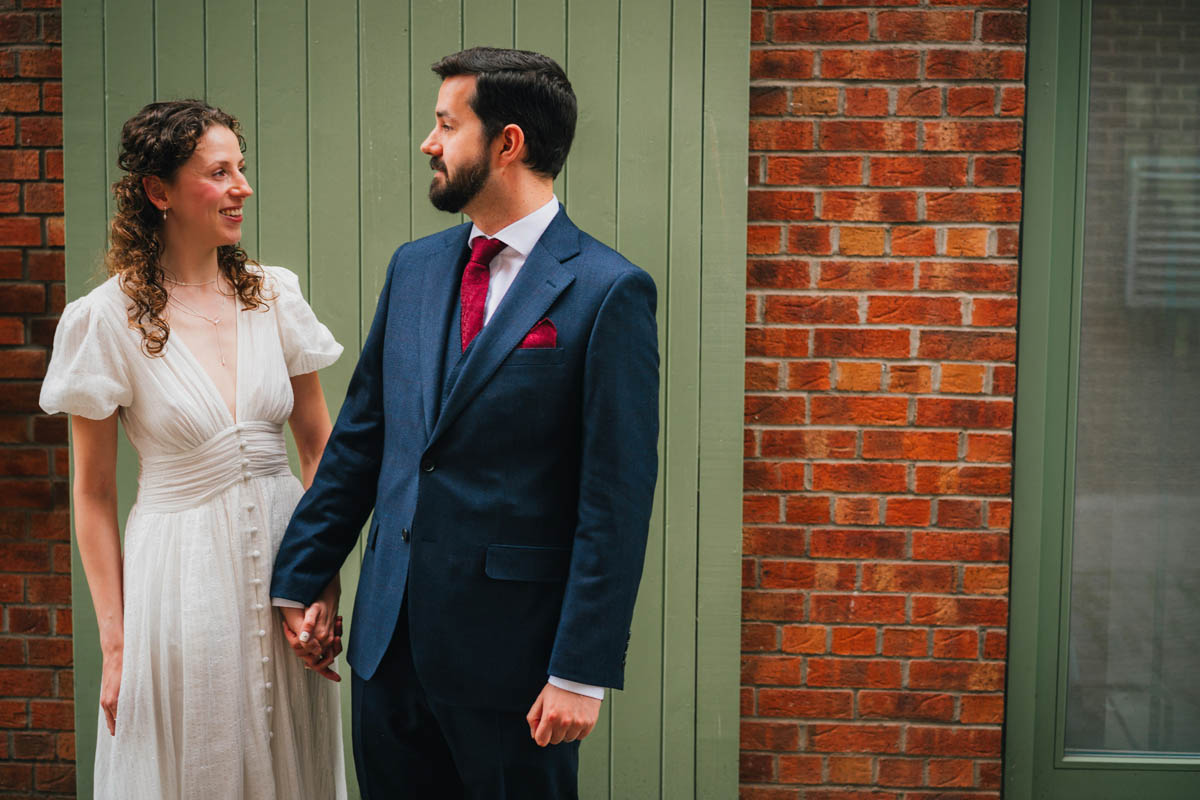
xmin=279 ymin=606 xmax=343 ymax=682
xmin=526 ymin=683 xmax=602 ymax=747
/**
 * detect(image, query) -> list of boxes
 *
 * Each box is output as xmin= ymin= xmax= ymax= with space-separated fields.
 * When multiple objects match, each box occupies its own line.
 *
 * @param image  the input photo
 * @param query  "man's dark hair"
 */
xmin=432 ymin=47 xmax=577 ymax=179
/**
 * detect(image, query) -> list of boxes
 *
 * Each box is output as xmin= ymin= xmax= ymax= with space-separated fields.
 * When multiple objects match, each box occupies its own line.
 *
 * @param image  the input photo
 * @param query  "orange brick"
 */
xmin=836 ymin=362 xmax=883 ymax=392
xmin=821 ymin=49 xmax=921 ymax=81
xmin=833 ymin=496 xmax=880 ymax=525
xmin=751 ymin=50 xmax=815 ymax=81
xmin=947 ymin=86 xmax=996 ymax=116
xmin=838 ymin=226 xmax=886 ymax=256
xmin=887 ymin=364 xmax=933 ymax=393
xmin=892 ymin=227 xmax=937 ymax=256
xmin=786 ymin=361 xmax=834 ymax=391
xmin=885 ymin=498 xmax=931 ymax=526
xmin=811 ymin=396 xmax=908 ymax=426
xmin=781 ymin=625 xmax=828 ymax=655
xmin=940 ymin=363 xmax=986 ymax=393
xmin=788 ymin=225 xmax=834 ymax=255
xmin=896 ymin=86 xmax=942 ymax=116
xmin=768 ymin=155 xmax=863 ymax=185
xmin=791 ymin=86 xmax=840 ymax=115
xmin=870 ymin=156 xmax=967 ymax=187
xmin=878 ymin=10 xmax=973 ymax=42
xmin=944 ymin=228 xmax=989 ymax=257
xmin=867 ymin=295 xmax=962 ymax=325
xmin=966 ymin=433 xmax=1011 ymax=463
xmin=773 ymin=11 xmax=870 ymax=42
xmin=819 ymin=261 xmax=914 ymax=290
xmin=822 ymin=191 xmax=918 ymax=222
xmin=846 ymin=87 xmax=889 ymax=116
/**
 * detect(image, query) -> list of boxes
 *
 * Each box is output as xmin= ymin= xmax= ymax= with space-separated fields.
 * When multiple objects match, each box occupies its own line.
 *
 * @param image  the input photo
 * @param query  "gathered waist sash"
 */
xmin=135 ymin=421 xmax=293 ymax=513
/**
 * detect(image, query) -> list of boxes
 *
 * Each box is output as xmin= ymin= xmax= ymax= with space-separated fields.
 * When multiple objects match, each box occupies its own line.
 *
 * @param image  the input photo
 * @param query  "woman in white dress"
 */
xmin=40 ymin=100 xmax=348 ymax=799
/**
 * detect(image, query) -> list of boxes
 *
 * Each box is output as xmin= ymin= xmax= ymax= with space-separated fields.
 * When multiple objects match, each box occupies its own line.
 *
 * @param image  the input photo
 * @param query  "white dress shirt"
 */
xmin=275 ymin=195 xmax=605 ymax=701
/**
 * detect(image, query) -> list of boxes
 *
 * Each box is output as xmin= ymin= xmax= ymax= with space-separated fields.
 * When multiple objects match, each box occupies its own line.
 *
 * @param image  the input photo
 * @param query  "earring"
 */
xmin=162 ymin=207 xmax=169 ymax=220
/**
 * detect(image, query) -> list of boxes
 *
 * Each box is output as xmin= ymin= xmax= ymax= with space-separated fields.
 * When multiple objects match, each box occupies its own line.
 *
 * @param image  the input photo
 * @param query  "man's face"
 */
xmin=420 ymin=75 xmax=492 ymax=213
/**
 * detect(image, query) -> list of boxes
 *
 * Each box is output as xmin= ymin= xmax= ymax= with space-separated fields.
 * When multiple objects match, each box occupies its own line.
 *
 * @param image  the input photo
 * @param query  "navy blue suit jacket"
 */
xmin=271 ymin=208 xmax=659 ymax=711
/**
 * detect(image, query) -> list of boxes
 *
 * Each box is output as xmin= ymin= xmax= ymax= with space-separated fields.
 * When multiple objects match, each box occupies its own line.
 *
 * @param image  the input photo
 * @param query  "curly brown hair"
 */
xmin=108 ymin=99 xmax=269 ymax=356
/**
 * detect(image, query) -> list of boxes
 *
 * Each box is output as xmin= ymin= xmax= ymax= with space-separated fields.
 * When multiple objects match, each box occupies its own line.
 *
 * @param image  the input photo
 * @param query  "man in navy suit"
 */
xmin=270 ymin=47 xmax=659 ymax=798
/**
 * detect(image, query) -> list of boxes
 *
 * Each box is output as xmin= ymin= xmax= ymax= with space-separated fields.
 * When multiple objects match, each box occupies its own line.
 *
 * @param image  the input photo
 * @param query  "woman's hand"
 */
xmin=305 ymin=576 xmax=340 ymax=653
xmin=100 ymin=644 xmax=122 ymax=736
xmin=279 ymin=576 xmax=343 ymax=682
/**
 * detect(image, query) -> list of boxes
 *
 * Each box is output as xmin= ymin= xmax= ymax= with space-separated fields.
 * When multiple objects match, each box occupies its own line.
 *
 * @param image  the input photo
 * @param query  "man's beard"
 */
xmin=428 ymin=154 xmax=490 ymax=213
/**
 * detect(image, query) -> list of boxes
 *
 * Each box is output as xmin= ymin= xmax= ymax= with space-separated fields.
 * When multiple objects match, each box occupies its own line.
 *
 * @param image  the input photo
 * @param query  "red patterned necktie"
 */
xmin=460 ymin=236 xmax=508 ymax=352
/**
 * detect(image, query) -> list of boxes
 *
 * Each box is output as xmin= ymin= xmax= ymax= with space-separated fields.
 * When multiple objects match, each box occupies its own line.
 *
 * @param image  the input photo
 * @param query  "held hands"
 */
xmin=526 ymin=683 xmax=602 ymax=747
xmin=279 ymin=577 xmax=343 ymax=681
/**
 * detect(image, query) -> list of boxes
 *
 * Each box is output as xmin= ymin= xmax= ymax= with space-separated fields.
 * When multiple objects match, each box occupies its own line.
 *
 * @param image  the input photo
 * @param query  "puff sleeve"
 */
xmin=39 ymin=294 xmax=134 ymax=419
xmin=265 ymin=265 xmax=344 ymax=376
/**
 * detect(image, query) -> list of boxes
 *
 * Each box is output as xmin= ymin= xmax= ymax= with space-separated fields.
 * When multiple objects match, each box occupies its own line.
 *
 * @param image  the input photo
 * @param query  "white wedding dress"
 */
xmin=40 ymin=266 xmax=348 ymax=800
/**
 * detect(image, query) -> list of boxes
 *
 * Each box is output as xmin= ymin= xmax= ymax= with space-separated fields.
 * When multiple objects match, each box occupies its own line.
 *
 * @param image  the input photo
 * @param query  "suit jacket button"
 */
xmin=421 ymin=459 xmax=435 ymax=472
xmin=401 ymin=528 xmax=410 ymax=543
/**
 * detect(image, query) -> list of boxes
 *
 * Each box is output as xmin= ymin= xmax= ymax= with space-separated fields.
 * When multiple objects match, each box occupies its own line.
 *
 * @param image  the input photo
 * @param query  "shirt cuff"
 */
xmin=548 ymin=676 xmax=605 ymax=700
xmin=271 ymin=597 xmax=305 ymax=608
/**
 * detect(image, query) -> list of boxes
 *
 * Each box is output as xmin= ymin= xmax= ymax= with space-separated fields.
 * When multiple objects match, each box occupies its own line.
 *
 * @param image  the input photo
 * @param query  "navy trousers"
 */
xmin=350 ymin=600 xmax=580 ymax=800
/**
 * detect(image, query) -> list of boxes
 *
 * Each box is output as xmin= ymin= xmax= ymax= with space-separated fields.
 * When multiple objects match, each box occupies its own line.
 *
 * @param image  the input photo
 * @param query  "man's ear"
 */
xmin=495 ymin=124 xmax=527 ymax=169
xmin=142 ymin=175 xmax=169 ymax=211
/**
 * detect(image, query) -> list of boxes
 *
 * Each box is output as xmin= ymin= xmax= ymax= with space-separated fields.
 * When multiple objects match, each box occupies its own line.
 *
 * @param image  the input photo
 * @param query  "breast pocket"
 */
xmin=502 ymin=347 xmax=566 ymax=367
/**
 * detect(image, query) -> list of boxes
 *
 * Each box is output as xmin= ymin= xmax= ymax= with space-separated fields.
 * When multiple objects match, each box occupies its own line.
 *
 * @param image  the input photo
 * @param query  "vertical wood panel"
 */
xmin=64 ymin=3 xmax=746 ymax=797
xmin=256 ymin=0 xmax=309 ymax=279
xmin=610 ymin=0 xmax=671 ymax=795
xmin=154 ymin=0 xmax=204 ymax=100
xmin=306 ymin=11 xmax=365 ymax=796
xmin=462 ymin=0 xmax=514 ymax=49
xmin=409 ymin=0 xmax=462 ymax=239
xmin=205 ymin=0 xmax=260 ymax=254
xmin=564 ymin=8 xmax=621 ymax=794
xmin=63 ymin=4 xmax=109 ymax=796
xmin=696 ymin=1 xmax=749 ymax=797
xmin=662 ymin=0 xmax=705 ymax=793
xmin=360 ymin=0 xmax=413 ymax=331
xmin=515 ymin=0 xmax=567 ymax=200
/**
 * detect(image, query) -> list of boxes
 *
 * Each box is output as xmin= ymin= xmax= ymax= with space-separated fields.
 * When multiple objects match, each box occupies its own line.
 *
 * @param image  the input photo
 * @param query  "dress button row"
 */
xmin=257 ymin=629 xmax=266 ymax=637
xmin=262 ymin=656 xmax=270 ymax=664
xmin=264 ymin=682 xmax=272 ymax=690
xmin=246 ymin=503 xmax=255 ymax=512
xmin=266 ymin=706 xmax=273 ymax=714
xmin=251 ymin=550 xmax=261 ymax=558
xmin=251 ymin=578 xmax=262 ymax=585
xmin=254 ymin=603 xmax=264 ymax=610
xmin=248 ymin=527 xmax=258 ymax=536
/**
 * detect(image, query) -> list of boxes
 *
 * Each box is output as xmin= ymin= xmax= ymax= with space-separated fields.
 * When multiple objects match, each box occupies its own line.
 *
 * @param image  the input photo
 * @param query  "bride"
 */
xmin=40 ymin=100 xmax=348 ymax=798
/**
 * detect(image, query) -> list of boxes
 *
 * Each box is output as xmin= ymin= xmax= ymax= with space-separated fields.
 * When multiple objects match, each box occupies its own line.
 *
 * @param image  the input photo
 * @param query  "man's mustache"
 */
xmin=430 ymin=157 xmax=446 ymax=173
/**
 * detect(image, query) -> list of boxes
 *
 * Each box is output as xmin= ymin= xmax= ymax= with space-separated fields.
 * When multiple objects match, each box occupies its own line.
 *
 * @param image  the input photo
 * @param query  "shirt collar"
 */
xmin=468 ymin=195 xmax=560 ymax=258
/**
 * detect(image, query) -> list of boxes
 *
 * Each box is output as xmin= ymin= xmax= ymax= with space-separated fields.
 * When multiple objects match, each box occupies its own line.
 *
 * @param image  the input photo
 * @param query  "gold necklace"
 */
xmin=168 ymin=292 xmax=229 ymax=366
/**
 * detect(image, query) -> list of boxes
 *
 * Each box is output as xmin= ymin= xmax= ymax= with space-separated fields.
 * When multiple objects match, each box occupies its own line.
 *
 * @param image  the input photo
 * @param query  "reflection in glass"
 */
xmin=1065 ymin=0 xmax=1200 ymax=757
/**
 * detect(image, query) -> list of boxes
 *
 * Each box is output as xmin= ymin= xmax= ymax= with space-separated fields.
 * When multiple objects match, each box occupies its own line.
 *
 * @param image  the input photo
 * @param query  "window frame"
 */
xmin=1006 ymin=0 xmax=1200 ymax=795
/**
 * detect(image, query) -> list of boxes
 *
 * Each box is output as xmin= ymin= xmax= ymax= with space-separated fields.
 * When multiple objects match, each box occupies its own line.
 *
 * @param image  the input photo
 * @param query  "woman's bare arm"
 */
xmin=70 ymin=412 xmax=124 ymax=734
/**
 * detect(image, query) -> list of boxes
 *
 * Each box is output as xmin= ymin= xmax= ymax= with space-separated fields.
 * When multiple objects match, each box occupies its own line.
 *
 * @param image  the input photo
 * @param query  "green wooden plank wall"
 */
xmin=62 ymin=2 xmax=747 ymax=797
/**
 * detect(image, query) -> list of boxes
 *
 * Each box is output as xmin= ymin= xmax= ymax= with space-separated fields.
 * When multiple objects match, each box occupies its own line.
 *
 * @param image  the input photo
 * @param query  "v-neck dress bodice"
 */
xmin=40 ymin=266 xmax=347 ymax=800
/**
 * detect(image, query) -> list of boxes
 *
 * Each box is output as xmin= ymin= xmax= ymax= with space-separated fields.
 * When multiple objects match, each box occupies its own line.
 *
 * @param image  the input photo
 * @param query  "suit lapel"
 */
xmin=418 ymin=223 xmax=472 ymax=441
xmin=429 ymin=209 xmax=580 ymax=447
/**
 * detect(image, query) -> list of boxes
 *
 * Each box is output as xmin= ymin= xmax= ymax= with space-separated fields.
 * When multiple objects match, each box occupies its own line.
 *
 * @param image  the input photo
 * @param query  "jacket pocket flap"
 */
xmin=485 ymin=544 xmax=571 ymax=582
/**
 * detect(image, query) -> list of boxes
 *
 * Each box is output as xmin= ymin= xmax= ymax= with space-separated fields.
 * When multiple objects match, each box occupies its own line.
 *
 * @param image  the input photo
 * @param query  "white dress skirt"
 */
xmin=40 ymin=266 xmax=348 ymax=800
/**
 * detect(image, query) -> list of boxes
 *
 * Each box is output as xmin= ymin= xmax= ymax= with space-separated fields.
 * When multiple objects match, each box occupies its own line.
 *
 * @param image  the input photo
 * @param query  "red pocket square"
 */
xmin=519 ymin=318 xmax=557 ymax=349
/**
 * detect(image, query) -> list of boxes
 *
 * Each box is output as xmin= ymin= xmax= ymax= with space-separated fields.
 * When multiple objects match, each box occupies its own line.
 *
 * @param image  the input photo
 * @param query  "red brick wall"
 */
xmin=0 ymin=0 xmax=73 ymax=796
xmin=742 ymin=2 xmax=1024 ymax=797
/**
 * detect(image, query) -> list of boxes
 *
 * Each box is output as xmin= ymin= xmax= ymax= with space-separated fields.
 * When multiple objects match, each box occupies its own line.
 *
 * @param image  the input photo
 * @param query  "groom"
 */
xmin=271 ymin=47 xmax=659 ymax=798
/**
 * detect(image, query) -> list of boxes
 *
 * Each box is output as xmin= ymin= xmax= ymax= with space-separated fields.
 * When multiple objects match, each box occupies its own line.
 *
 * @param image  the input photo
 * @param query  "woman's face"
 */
xmin=161 ymin=124 xmax=252 ymax=251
